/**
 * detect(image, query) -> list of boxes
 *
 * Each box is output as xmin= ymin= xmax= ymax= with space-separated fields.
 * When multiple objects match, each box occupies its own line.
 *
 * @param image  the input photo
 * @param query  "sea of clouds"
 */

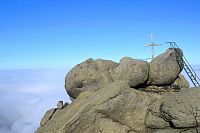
xmin=0 ymin=66 xmax=199 ymax=133
xmin=0 ymin=68 xmax=70 ymax=133
xmin=181 ymin=65 xmax=200 ymax=87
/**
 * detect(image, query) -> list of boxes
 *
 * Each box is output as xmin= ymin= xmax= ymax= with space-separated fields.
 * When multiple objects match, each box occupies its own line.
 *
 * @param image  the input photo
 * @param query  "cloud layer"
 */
xmin=181 ymin=65 xmax=200 ymax=87
xmin=0 ymin=65 xmax=199 ymax=133
xmin=0 ymin=68 xmax=70 ymax=133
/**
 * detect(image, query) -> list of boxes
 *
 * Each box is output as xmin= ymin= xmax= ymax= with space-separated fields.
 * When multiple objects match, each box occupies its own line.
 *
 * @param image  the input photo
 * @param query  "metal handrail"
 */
xmin=166 ymin=42 xmax=200 ymax=87
xmin=169 ymin=42 xmax=200 ymax=81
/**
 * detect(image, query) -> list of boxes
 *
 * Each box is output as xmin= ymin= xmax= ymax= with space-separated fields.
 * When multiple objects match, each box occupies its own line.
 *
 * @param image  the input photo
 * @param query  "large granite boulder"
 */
xmin=36 ymin=81 xmax=159 ymax=133
xmin=65 ymin=57 xmax=150 ymax=99
xmin=65 ymin=58 xmax=118 ymax=98
xmin=112 ymin=57 xmax=149 ymax=87
xmin=148 ymin=48 xmax=184 ymax=86
xmin=161 ymin=87 xmax=200 ymax=128
xmin=146 ymin=87 xmax=200 ymax=132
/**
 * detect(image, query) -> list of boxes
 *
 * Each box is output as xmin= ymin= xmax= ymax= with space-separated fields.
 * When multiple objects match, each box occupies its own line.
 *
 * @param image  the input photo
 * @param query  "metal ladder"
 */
xmin=166 ymin=42 xmax=200 ymax=87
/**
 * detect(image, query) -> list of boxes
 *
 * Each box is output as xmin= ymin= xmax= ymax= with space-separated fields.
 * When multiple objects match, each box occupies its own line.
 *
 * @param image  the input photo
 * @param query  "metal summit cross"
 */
xmin=144 ymin=33 xmax=161 ymax=59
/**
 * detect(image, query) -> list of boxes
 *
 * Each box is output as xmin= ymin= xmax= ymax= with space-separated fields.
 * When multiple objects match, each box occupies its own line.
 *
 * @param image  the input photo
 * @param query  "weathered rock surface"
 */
xmin=64 ymin=102 xmax=69 ymax=107
xmin=112 ymin=57 xmax=149 ymax=87
xmin=171 ymin=74 xmax=190 ymax=89
xmin=138 ymin=85 xmax=181 ymax=94
xmin=146 ymin=87 xmax=200 ymax=132
xmin=40 ymin=108 xmax=57 ymax=126
xmin=65 ymin=58 xmax=118 ymax=98
xmin=36 ymin=81 xmax=160 ymax=133
xmin=37 ymin=85 xmax=200 ymax=133
xmin=146 ymin=98 xmax=170 ymax=129
xmin=161 ymin=87 xmax=200 ymax=128
xmin=65 ymin=49 xmax=186 ymax=99
xmin=148 ymin=48 xmax=183 ymax=86
xmin=37 ymin=48 xmax=200 ymax=133
xmin=65 ymin=57 xmax=150 ymax=99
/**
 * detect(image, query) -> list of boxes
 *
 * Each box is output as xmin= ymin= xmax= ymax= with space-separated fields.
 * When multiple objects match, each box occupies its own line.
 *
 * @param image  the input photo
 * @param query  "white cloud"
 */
xmin=0 ymin=68 xmax=70 ymax=133
xmin=181 ymin=64 xmax=200 ymax=87
xmin=0 ymin=65 xmax=199 ymax=133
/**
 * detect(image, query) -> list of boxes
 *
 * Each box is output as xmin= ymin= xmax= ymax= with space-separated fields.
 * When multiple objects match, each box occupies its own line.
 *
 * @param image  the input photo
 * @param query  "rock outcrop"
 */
xmin=148 ymin=48 xmax=184 ymax=86
xmin=146 ymin=87 xmax=200 ymax=132
xmin=171 ymin=74 xmax=190 ymax=89
xmin=40 ymin=108 xmax=57 ymax=126
xmin=36 ymin=48 xmax=200 ymax=133
xmin=36 ymin=81 xmax=161 ymax=133
xmin=112 ymin=57 xmax=149 ymax=87
xmin=65 ymin=48 xmax=184 ymax=99
xmin=65 ymin=58 xmax=118 ymax=98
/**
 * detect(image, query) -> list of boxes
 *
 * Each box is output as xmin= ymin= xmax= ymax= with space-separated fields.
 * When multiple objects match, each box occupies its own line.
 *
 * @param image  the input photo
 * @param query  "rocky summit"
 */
xmin=36 ymin=48 xmax=200 ymax=133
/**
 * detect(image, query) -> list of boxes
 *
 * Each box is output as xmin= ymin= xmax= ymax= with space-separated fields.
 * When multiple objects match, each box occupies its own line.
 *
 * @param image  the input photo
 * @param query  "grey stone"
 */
xmin=146 ymin=87 xmax=200 ymax=132
xmin=57 ymin=101 xmax=63 ymax=109
xmin=161 ymin=87 xmax=200 ymax=128
xmin=146 ymin=111 xmax=170 ymax=129
xmin=148 ymin=48 xmax=183 ymax=86
xmin=40 ymin=108 xmax=56 ymax=126
xmin=171 ymin=74 xmax=190 ymax=89
xmin=70 ymin=97 xmax=74 ymax=102
xmin=112 ymin=57 xmax=149 ymax=87
xmin=146 ymin=96 xmax=170 ymax=129
xmin=65 ymin=58 xmax=118 ymax=99
xmin=151 ymin=128 xmax=186 ymax=133
xmin=64 ymin=102 xmax=69 ymax=107
xmin=36 ymin=81 xmax=158 ymax=133
xmin=37 ymin=53 xmax=200 ymax=133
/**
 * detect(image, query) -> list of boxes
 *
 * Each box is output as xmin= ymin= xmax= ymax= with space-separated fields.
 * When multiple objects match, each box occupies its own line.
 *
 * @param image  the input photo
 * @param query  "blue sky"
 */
xmin=0 ymin=0 xmax=200 ymax=69
xmin=0 ymin=1 xmax=200 ymax=132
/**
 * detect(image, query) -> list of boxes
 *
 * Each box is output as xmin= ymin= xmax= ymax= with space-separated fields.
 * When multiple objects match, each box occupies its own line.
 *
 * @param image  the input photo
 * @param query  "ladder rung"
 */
xmin=170 ymin=42 xmax=200 ymax=87
xmin=186 ymin=71 xmax=191 ymax=74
